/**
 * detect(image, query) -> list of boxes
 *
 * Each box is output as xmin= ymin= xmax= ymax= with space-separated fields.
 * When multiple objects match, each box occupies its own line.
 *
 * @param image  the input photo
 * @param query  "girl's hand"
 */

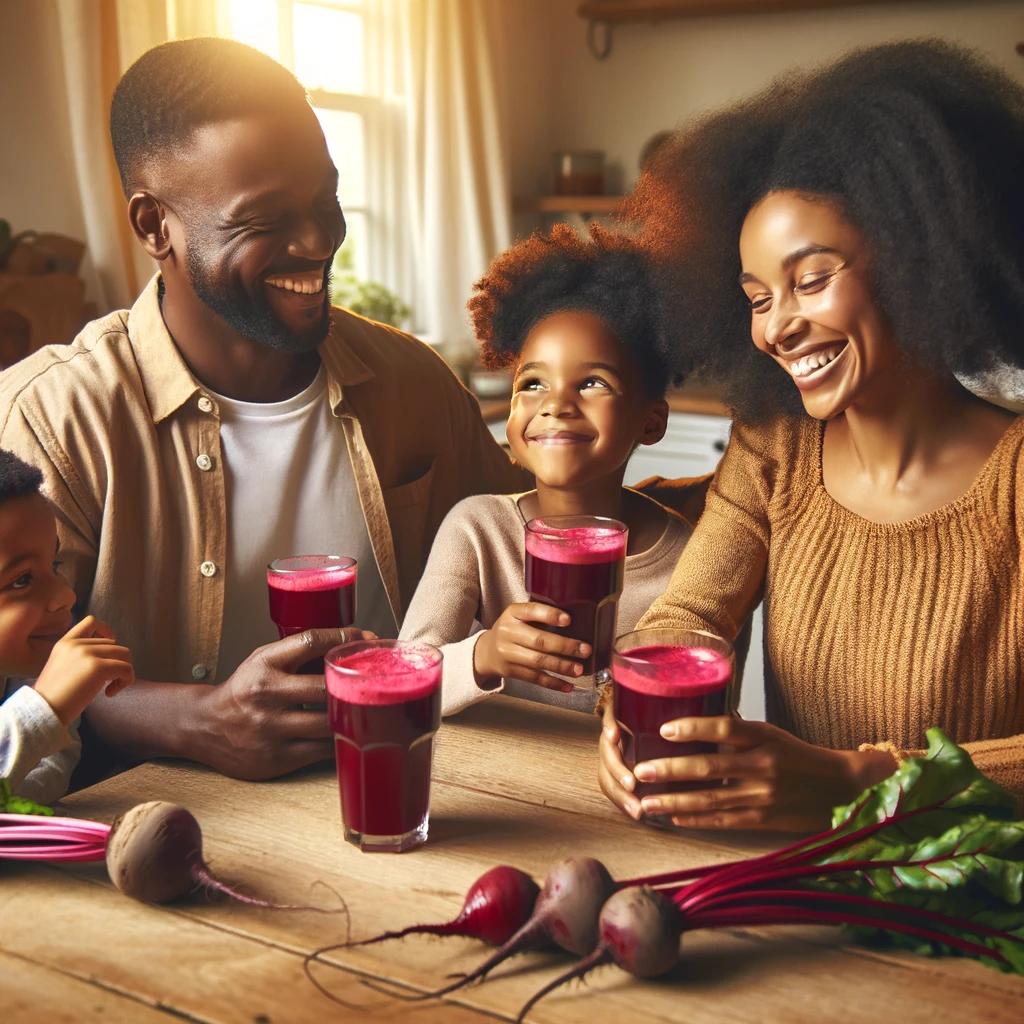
xmin=633 ymin=717 xmax=898 ymax=832
xmin=598 ymin=703 xmax=643 ymax=820
xmin=33 ymin=615 xmax=136 ymax=726
xmin=473 ymin=602 xmax=590 ymax=693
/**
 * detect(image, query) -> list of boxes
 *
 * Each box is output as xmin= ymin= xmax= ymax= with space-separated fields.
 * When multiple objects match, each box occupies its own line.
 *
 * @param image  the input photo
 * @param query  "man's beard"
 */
xmin=186 ymin=246 xmax=332 ymax=353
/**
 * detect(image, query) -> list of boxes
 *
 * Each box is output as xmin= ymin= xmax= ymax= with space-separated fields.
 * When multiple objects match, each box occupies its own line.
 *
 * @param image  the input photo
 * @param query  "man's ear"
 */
xmin=128 ymin=191 xmax=172 ymax=261
xmin=638 ymin=398 xmax=669 ymax=447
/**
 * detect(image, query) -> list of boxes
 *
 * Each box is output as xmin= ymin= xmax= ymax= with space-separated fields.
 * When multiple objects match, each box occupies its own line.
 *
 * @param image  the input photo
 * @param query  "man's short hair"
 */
xmin=0 ymin=449 xmax=43 ymax=507
xmin=110 ymin=37 xmax=308 ymax=195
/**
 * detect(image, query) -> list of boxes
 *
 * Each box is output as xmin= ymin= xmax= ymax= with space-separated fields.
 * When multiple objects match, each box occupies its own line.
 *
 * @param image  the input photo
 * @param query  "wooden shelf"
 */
xmin=578 ymin=0 xmax=898 ymax=21
xmin=513 ymin=195 xmax=625 ymax=215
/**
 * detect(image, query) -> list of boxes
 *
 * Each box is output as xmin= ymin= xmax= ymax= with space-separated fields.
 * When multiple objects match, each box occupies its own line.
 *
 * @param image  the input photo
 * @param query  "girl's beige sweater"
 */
xmin=400 ymin=492 xmax=691 ymax=716
xmin=639 ymin=414 xmax=1024 ymax=804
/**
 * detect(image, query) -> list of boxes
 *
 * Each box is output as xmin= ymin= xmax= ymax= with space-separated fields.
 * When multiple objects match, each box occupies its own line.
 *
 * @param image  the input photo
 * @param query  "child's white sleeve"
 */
xmin=0 ymin=685 xmax=74 ymax=803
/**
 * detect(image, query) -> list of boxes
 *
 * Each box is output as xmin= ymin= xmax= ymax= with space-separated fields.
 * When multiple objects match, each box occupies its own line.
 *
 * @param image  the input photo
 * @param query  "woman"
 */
xmin=600 ymin=40 xmax=1024 ymax=831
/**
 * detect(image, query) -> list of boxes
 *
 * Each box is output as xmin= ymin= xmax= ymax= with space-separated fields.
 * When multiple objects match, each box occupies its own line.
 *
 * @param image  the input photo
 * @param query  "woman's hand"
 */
xmin=598 ymin=703 xmax=643 ymax=820
xmin=633 ymin=717 xmax=898 ymax=832
xmin=33 ymin=615 xmax=136 ymax=726
xmin=473 ymin=602 xmax=590 ymax=693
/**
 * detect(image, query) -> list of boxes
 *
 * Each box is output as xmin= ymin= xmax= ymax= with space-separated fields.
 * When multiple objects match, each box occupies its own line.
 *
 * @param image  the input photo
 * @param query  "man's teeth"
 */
xmin=264 ymin=275 xmax=324 ymax=295
xmin=791 ymin=345 xmax=844 ymax=378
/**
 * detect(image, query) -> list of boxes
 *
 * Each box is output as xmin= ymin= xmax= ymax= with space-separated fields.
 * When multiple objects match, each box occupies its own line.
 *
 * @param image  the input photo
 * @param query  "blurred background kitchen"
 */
xmin=2 ymin=0 xmax=1023 ymax=714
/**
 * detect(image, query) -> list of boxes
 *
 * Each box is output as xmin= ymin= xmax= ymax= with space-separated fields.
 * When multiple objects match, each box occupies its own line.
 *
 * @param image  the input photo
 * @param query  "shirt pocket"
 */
xmin=382 ymin=458 xmax=437 ymax=610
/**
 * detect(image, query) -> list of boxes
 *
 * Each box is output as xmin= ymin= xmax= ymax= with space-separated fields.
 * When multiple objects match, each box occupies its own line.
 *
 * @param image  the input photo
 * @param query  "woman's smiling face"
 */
xmin=739 ymin=190 xmax=900 ymax=420
xmin=506 ymin=310 xmax=667 ymax=490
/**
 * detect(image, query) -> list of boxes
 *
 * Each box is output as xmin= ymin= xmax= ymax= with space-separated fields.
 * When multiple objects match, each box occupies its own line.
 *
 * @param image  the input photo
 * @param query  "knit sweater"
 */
xmin=639 ymin=414 xmax=1024 ymax=803
xmin=400 ymin=492 xmax=691 ymax=716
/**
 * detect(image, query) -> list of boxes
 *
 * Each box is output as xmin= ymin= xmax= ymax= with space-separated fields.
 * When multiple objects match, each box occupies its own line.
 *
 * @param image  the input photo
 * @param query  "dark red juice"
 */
xmin=524 ymin=521 xmax=627 ymax=675
xmin=325 ymin=642 xmax=441 ymax=852
xmin=612 ymin=644 xmax=732 ymax=798
xmin=267 ymin=556 xmax=357 ymax=673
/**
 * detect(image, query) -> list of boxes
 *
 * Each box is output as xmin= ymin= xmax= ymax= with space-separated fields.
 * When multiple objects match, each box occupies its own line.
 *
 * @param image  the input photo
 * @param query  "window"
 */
xmin=227 ymin=0 xmax=385 ymax=285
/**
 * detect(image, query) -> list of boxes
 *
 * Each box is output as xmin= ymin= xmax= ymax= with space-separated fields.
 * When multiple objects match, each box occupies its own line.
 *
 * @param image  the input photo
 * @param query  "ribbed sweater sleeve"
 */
xmin=638 ymin=420 xmax=772 ymax=641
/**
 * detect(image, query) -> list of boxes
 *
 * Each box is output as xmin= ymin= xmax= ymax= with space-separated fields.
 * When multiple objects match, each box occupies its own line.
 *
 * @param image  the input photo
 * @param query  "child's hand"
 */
xmin=33 ymin=615 xmax=135 ymax=726
xmin=473 ymin=602 xmax=590 ymax=693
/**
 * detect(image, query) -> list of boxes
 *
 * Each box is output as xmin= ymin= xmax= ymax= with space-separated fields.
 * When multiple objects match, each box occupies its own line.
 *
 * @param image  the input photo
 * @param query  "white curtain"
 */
xmin=389 ymin=0 xmax=511 ymax=348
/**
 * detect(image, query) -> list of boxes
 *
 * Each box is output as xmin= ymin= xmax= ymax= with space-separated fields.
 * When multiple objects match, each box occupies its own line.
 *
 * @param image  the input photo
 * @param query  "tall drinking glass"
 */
xmin=267 ymin=555 xmax=357 ymax=673
xmin=325 ymin=639 xmax=442 ymax=853
xmin=610 ymin=628 xmax=735 ymax=799
xmin=524 ymin=516 xmax=628 ymax=677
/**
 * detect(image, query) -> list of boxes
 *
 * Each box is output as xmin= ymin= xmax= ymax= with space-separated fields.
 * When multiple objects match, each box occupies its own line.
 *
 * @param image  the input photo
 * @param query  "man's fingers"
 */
xmin=634 ymin=749 xmax=774 ymax=785
xmin=599 ymin=726 xmax=636 ymax=794
xmin=285 ymin=738 xmax=336 ymax=770
xmin=513 ymin=667 xmax=574 ymax=693
xmin=276 ymin=708 xmax=333 ymax=741
xmin=261 ymin=628 xmax=375 ymax=673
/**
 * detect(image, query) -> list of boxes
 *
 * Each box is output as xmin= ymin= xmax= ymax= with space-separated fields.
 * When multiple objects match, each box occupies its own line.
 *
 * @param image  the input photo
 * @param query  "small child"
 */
xmin=0 ymin=450 xmax=134 ymax=805
xmin=400 ymin=225 xmax=691 ymax=715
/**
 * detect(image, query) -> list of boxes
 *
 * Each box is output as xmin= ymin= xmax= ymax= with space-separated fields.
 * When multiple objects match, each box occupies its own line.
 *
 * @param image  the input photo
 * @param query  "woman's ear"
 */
xmin=128 ymin=191 xmax=172 ymax=261
xmin=638 ymin=398 xmax=669 ymax=447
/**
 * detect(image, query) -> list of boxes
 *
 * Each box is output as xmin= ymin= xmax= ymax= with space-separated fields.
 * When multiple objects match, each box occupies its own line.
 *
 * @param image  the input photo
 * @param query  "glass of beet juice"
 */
xmin=523 ymin=515 xmax=628 ymax=678
xmin=610 ymin=628 xmax=735 ymax=800
xmin=267 ymin=555 xmax=357 ymax=673
xmin=325 ymin=639 xmax=442 ymax=853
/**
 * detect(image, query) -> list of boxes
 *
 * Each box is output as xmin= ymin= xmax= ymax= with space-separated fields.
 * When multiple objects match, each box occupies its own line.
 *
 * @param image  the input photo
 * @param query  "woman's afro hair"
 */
xmin=625 ymin=39 xmax=1024 ymax=420
xmin=468 ymin=223 xmax=677 ymax=399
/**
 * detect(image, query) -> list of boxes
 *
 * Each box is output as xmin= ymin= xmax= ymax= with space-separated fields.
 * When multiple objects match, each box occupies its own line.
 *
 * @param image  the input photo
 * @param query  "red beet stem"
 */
xmin=515 ymin=944 xmax=614 ymax=1024
xmin=688 ymin=887 xmax=1024 ymax=945
xmin=684 ymin=904 xmax=1009 ymax=963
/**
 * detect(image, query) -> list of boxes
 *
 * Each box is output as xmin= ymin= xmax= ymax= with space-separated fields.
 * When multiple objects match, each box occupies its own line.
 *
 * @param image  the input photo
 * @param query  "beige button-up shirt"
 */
xmin=0 ymin=276 xmax=528 ymax=685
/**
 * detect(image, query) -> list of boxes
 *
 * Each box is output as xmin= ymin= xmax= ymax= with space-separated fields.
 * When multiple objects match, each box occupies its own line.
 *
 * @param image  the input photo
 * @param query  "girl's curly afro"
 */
xmin=626 ymin=39 xmax=1024 ymax=420
xmin=468 ymin=223 xmax=677 ymax=398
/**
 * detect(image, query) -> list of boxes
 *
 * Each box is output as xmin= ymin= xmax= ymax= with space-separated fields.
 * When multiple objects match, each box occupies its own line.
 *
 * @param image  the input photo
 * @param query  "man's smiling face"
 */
xmin=157 ymin=106 xmax=346 ymax=352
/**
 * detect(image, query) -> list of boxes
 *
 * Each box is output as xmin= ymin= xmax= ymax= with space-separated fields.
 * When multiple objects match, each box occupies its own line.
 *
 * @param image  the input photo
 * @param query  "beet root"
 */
xmin=515 ymin=886 xmax=682 ymax=1023
xmin=106 ymin=801 xmax=339 ymax=912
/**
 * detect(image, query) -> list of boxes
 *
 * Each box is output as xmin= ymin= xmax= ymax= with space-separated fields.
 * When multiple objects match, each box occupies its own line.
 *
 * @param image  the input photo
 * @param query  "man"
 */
xmin=0 ymin=38 xmax=528 ymax=780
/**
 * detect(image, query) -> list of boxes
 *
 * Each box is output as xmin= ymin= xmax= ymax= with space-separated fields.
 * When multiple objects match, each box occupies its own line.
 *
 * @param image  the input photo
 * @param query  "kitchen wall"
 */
xmin=498 ymin=0 xmax=1024 ymax=203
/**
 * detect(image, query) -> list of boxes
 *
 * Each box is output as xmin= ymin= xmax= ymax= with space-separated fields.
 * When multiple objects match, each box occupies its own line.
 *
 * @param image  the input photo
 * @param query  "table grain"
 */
xmin=2 ymin=697 xmax=1022 ymax=1023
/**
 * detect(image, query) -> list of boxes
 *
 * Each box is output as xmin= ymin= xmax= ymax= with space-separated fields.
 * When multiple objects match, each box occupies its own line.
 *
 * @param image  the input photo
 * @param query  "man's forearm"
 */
xmin=84 ymin=680 xmax=209 ymax=762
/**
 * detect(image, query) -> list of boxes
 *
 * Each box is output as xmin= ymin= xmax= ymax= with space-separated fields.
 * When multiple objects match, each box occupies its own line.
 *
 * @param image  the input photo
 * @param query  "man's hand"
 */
xmin=34 ymin=615 xmax=135 ymax=726
xmin=598 ymin=703 xmax=643 ymax=820
xmin=188 ymin=627 xmax=375 ymax=781
xmin=473 ymin=602 xmax=589 ymax=693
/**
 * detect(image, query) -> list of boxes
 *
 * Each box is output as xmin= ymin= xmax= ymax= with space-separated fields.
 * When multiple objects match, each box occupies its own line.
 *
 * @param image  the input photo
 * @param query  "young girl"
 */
xmin=0 ymin=450 xmax=134 ymax=804
xmin=400 ymin=225 xmax=691 ymax=715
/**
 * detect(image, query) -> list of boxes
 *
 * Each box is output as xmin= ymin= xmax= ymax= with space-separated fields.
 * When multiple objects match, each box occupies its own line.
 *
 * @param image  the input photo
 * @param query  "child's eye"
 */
xmin=795 ymin=273 xmax=831 ymax=294
xmin=517 ymin=377 xmax=543 ymax=392
xmin=53 ymin=560 xmax=64 ymax=574
xmin=10 ymin=572 xmax=33 ymax=590
xmin=581 ymin=377 xmax=610 ymax=391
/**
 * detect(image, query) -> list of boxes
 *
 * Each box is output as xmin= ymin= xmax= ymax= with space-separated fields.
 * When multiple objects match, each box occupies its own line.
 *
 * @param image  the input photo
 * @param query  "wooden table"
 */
xmin=3 ymin=698 xmax=1023 ymax=1023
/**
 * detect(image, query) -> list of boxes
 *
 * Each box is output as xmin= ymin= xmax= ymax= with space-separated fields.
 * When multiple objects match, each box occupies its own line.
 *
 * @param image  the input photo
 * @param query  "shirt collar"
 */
xmin=129 ymin=273 xmax=377 ymax=423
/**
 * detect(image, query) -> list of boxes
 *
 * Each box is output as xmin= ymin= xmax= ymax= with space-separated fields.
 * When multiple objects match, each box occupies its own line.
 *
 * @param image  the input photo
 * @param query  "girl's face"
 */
xmin=506 ymin=311 xmax=668 ymax=490
xmin=739 ymin=190 xmax=900 ymax=421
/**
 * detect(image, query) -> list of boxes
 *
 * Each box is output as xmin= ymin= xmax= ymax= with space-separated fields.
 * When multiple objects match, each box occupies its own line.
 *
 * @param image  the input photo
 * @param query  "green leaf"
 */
xmin=811 ymin=729 xmax=1016 ymax=860
xmin=0 ymin=777 xmax=54 ymax=816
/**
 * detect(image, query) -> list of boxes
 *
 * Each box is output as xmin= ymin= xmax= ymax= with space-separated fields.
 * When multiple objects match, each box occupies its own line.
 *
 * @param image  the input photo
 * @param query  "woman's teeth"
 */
xmin=264 ymin=275 xmax=324 ymax=295
xmin=791 ymin=344 xmax=844 ymax=378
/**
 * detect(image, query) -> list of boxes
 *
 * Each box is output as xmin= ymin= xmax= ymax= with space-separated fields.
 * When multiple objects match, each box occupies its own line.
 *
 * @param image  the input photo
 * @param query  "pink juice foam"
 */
xmin=266 ymin=564 xmax=357 ymax=592
xmin=524 ymin=523 xmax=628 ymax=564
xmin=326 ymin=645 xmax=441 ymax=706
xmin=613 ymin=644 xmax=733 ymax=797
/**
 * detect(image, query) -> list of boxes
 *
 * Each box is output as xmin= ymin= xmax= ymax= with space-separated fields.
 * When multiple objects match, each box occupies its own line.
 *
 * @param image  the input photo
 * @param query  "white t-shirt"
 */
xmin=211 ymin=366 xmax=397 ymax=680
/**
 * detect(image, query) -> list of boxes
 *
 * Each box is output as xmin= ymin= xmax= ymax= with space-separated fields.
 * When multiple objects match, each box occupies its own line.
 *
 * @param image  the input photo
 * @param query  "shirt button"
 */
xmin=200 ymin=561 xmax=218 ymax=577
xmin=191 ymin=664 xmax=208 ymax=680
xmin=196 ymin=454 xmax=213 ymax=472
xmin=197 ymin=396 xmax=213 ymax=413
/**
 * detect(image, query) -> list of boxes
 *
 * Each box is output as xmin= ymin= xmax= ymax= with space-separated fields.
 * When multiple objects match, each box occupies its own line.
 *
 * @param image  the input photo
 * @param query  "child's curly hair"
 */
xmin=467 ymin=223 xmax=678 ymax=399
